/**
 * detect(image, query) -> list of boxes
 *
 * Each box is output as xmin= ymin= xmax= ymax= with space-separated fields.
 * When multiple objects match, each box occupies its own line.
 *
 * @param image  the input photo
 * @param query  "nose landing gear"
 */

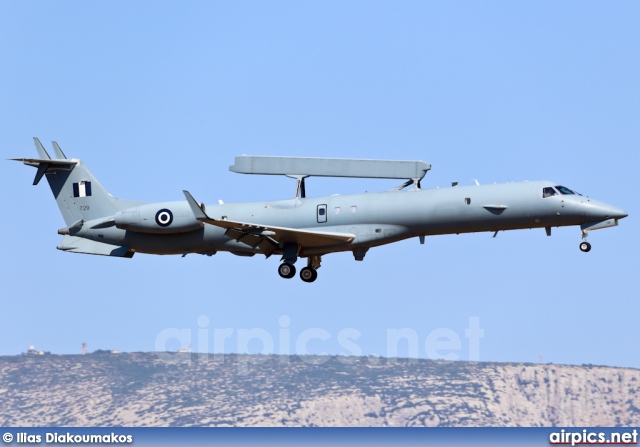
xmin=579 ymin=241 xmax=592 ymax=252
xmin=579 ymin=229 xmax=592 ymax=252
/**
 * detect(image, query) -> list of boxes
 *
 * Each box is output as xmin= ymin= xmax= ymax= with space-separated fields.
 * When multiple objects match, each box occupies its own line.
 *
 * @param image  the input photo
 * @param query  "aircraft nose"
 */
xmin=615 ymin=208 xmax=628 ymax=219
xmin=604 ymin=204 xmax=628 ymax=219
xmin=587 ymin=201 xmax=628 ymax=220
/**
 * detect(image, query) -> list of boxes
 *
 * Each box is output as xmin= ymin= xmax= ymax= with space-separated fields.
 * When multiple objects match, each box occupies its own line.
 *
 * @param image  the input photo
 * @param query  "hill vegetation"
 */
xmin=1 ymin=353 xmax=638 ymax=426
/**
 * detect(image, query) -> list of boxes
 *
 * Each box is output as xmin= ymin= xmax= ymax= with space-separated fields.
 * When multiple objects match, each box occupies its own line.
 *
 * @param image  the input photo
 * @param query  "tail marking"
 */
xmin=73 ymin=181 xmax=92 ymax=197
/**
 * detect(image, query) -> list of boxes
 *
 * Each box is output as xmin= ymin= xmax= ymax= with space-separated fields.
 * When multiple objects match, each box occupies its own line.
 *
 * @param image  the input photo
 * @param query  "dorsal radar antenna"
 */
xmin=229 ymin=156 xmax=431 ymax=197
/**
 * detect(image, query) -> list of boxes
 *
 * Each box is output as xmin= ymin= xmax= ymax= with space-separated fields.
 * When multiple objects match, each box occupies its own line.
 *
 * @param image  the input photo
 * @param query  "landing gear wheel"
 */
xmin=300 ymin=267 xmax=318 ymax=283
xmin=579 ymin=242 xmax=592 ymax=252
xmin=278 ymin=263 xmax=296 ymax=279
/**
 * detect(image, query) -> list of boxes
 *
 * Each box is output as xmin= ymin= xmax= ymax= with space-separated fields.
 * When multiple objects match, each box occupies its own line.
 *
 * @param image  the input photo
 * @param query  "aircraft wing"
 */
xmin=211 ymin=219 xmax=355 ymax=247
xmin=183 ymin=191 xmax=355 ymax=256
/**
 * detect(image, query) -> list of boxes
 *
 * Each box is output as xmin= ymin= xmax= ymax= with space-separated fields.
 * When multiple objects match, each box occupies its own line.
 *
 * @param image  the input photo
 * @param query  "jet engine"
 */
xmin=114 ymin=202 xmax=203 ymax=234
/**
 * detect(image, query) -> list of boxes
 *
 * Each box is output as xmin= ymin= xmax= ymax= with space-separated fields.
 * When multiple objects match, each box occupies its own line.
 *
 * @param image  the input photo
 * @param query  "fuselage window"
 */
xmin=543 ymin=187 xmax=558 ymax=198
xmin=350 ymin=206 xmax=357 ymax=213
xmin=464 ymin=197 xmax=471 ymax=205
xmin=317 ymin=204 xmax=328 ymax=223
xmin=555 ymin=186 xmax=575 ymax=195
xmin=334 ymin=207 xmax=341 ymax=215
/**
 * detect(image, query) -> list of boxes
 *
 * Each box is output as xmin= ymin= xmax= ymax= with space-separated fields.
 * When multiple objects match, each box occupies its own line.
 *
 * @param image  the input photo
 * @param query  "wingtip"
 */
xmin=183 ymin=190 xmax=210 ymax=221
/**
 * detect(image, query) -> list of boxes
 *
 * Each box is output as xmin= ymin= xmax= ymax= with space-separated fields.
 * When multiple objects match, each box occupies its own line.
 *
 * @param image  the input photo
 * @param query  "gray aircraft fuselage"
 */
xmin=14 ymin=140 xmax=628 ymax=282
xmin=80 ymin=180 xmax=624 ymax=257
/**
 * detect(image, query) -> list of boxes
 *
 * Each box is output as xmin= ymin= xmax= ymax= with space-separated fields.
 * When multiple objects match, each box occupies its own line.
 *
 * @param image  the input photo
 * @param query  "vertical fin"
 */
xmin=51 ymin=141 xmax=67 ymax=159
xmin=33 ymin=137 xmax=51 ymax=160
xmin=16 ymin=139 xmax=135 ymax=226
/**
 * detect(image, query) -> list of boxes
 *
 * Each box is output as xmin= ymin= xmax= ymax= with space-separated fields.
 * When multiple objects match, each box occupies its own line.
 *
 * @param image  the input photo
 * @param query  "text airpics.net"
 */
xmin=154 ymin=315 xmax=484 ymax=374
xmin=549 ymin=429 xmax=638 ymax=446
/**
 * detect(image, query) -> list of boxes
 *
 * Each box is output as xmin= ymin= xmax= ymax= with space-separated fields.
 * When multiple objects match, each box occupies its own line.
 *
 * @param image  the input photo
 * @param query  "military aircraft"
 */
xmin=13 ymin=138 xmax=627 ymax=282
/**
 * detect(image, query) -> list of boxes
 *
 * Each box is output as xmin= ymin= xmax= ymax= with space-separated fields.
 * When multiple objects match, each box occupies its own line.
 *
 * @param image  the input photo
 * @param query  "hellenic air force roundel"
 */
xmin=155 ymin=209 xmax=173 ymax=227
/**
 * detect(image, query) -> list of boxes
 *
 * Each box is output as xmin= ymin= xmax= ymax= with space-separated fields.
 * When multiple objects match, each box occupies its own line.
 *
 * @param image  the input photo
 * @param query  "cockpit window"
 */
xmin=555 ymin=185 xmax=575 ymax=195
xmin=543 ymin=187 xmax=558 ymax=198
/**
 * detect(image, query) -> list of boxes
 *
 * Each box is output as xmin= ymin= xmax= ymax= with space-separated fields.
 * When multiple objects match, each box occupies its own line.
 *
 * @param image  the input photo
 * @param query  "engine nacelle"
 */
xmin=115 ymin=202 xmax=203 ymax=234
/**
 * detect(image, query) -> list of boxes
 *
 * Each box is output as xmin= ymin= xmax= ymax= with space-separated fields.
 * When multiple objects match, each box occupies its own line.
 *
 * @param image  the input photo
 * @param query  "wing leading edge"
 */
xmin=183 ymin=190 xmax=355 ymax=256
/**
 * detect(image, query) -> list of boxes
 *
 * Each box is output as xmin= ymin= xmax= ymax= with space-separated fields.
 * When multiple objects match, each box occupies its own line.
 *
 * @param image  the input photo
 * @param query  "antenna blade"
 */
xmin=52 ymin=141 xmax=67 ymax=159
xmin=33 ymin=137 xmax=51 ymax=160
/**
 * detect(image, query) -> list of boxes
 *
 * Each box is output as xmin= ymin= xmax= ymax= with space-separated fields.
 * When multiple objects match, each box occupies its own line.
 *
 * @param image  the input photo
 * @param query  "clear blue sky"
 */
xmin=2 ymin=2 xmax=638 ymax=369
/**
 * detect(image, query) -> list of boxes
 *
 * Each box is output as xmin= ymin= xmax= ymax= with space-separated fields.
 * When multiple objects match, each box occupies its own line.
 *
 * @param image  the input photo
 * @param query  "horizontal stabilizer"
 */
xmin=10 ymin=157 xmax=77 ymax=185
xmin=10 ymin=157 xmax=77 ymax=167
xmin=57 ymin=235 xmax=133 ymax=258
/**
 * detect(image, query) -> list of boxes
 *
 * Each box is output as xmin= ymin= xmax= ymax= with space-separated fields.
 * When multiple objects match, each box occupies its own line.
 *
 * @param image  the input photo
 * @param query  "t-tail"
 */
xmin=12 ymin=138 xmax=139 ymax=257
xmin=12 ymin=137 xmax=123 ymax=225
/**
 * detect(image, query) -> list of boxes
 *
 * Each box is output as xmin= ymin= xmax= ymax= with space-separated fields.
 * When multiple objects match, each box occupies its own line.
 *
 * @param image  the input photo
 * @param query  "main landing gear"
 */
xmin=299 ymin=267 xmax=318 ymax=283
xmin=278 ymin=254 xmax=321 ymax=282
xmin=278 ymin=262 xmax=296 ymax=279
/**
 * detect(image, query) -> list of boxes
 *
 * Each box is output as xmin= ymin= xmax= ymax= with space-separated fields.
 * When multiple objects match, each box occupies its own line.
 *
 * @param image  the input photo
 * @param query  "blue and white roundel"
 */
xmin=155 ymin=209 xmax=173 ymax=227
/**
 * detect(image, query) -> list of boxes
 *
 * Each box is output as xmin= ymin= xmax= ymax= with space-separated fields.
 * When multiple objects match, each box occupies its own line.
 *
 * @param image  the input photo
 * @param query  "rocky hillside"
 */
xmin=0 ymin=353 xmax=638 ymax=426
